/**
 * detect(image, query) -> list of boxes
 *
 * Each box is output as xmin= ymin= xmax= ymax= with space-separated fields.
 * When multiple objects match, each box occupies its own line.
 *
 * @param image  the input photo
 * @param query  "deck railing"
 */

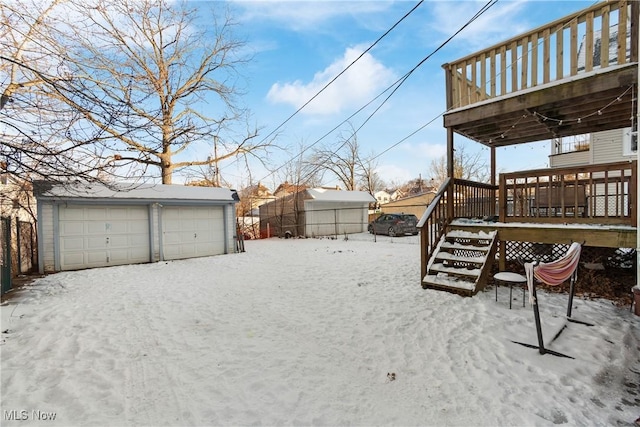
xmin=443 ymin=0 xmax=638 ymax=110
xmin=499 ymin=160 xmax=637 ymax=226
xmin=419 ymin=178 xmax=498 ymax=279
xmin=419 ymin=178 xmax=450 ymax=279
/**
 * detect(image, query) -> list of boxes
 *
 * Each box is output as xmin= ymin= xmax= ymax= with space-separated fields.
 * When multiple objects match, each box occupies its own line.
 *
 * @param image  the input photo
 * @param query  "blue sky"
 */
xmin=196 ymin=0 xmax=597 ymax=190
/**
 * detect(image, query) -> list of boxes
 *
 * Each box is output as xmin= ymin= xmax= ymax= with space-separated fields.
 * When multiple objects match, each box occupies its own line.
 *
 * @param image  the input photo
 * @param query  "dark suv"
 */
xmin=368 ymin=213 xmax=419 ymax=236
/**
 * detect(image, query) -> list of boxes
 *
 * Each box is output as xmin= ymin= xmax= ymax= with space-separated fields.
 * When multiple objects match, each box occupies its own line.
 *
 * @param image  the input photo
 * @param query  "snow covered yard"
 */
xmin=1 ymin=234 xmax=639 ymax=426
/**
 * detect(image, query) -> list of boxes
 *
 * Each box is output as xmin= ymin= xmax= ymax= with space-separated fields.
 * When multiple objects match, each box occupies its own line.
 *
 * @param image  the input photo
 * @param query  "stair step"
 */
xmin=435 ymin=253 xmax=486 ymax=264
xmin=445 ymin=230 xmax=496 ymax=246
xmin=422 ymin=273 xmax=475 ymax=291
xmin=445 ymin=236 xmax=493 ymax=246
xmin=429 ymin=264 xmax=481 ymax=278
xmin=440 ymin=241 xmax=490 ymax=252
xmin=447 ymin=230 xmax=496 ymax=239
xmin=424 ymin=228 xmax=497 ymax=296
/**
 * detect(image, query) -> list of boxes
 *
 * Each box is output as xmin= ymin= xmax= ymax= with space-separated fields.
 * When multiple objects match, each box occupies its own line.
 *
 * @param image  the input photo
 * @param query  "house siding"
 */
xmin=550 ymin=128 xmax=628 ymax=169
xmin=549 ymin=149 xmax=591 ymax=168
xmin=39 ymin=202 xmax=55 ymax=273
xmin=592 ymin=128 xmax=624 ymax=164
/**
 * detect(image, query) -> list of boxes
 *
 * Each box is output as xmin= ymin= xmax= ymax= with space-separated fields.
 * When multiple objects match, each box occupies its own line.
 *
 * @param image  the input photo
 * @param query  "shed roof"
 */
xmin=305 ymin=188 xmax=375 ymax=203
xmin=33 ymin=181 xmax=238 ymax=202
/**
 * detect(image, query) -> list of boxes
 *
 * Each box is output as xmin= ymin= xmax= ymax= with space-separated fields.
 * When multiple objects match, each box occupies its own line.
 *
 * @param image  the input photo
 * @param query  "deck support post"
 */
xmin=490 ymin=147 xmax=496 ymax=216
xmin=446 ymin=127 xmax=454 ymax=219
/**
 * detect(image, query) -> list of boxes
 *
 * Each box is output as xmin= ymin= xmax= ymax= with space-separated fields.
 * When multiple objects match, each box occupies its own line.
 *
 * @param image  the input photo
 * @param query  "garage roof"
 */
xmin=306 ymin=188 xmax=375 ymax=203
xmin=34 ymin=181 xmax=238 ymax=202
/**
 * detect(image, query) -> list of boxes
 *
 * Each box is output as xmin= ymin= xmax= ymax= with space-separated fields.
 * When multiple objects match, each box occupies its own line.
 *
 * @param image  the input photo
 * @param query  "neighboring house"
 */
xmin=390 ymin=189 xmax=405 ymax=201
xmin=34 ymin=181 xmax=239 ymax=273
xmin=374 ymin=190 xmax=391 ymax=206
xmin=258 ymin=188 xmax=375 ymax=238
xmin=236 ymin=183 xmax=275 ymax=239
xmin=237 ymin=182 xmax=275 ymax=215
xmin=273 ymin=181 xmax=308 ymax=199
xmin=381 ymin=191 xmax=436 ymax=219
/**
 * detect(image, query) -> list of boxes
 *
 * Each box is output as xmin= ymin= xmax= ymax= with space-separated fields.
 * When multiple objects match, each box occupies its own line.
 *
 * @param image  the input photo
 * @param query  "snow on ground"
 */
xmin=1 ymin=233 xmax=639 ymax=426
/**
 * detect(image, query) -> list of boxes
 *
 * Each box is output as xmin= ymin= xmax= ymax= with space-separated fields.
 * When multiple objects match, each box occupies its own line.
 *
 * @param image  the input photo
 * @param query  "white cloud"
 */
xmin=375 ymin=163 xmax=414 ymax=185
xmin=267 ymin=45 xmax=397 ymax=116
xmin=428 ymin=1 xmax=530 ymax=50
xmin=234 ymin=1 xmax=392 ymax=31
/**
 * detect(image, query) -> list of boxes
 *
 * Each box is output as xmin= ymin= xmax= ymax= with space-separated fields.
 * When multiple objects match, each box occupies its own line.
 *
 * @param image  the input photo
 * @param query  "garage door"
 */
xmin=162 ymin=206 xmax=225 ymax=260
xmin=59 ymin=205 xmax=150 ymax=271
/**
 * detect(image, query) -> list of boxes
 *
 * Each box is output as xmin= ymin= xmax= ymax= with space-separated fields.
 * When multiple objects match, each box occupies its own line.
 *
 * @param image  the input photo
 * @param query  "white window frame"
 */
xmin=622 ymin=124 xmax=637 ymax=156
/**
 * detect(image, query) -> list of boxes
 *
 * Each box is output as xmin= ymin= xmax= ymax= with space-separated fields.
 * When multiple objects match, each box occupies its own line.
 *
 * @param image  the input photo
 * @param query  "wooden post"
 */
xmin=491 ymin=146 xmax=496 ymax=216
xmin=447 ymin=127 xmax=454 ymax=219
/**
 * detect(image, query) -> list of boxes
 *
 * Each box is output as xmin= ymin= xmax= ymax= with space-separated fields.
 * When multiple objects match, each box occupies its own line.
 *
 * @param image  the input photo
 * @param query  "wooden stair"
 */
xmin=422 ymin=229 xmax=498 ymax=296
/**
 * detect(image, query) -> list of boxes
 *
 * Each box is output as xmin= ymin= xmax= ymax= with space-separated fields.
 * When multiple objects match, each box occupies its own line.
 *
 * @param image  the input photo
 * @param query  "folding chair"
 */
xmin=512 ymin=242 xmax=584 ymax=358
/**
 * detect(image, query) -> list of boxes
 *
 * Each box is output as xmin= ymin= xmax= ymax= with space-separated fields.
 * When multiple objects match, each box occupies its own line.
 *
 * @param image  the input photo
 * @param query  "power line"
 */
xmin=286 ymin=0 xmax=499 ymax=187
xmin=244 ymin=1 xmax=424 ymax=153
xmin=216 ymin=1 xmax=424 ymax=184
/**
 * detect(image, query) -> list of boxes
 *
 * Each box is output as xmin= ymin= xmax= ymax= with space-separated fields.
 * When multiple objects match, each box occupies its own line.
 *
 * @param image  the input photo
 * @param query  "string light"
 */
xmin=529 ymin=85 xmax=632 ymax=124
xmin=482 ymin=84 xmax=634 ymax=146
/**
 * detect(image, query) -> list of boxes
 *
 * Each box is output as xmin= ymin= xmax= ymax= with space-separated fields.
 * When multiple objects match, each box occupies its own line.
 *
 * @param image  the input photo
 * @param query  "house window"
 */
xmin=623 ymin=123 xmax=637 ymax=156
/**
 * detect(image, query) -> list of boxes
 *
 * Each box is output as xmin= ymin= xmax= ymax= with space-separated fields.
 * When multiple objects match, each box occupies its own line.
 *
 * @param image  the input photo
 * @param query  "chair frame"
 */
xmin=512 ymin=243 xmax=587 ymax=358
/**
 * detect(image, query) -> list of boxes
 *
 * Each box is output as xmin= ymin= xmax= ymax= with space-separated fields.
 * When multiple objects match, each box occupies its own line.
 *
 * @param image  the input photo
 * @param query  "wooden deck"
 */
xmin=418 ymin=168 xmax=637 ymax=284
xmin=448 ymin=218 xmax=636 ymax=271
xmin=442 ymin=0 xmax=638 ymax=146
xmin=423 ymin=0 xmax=638 ymax=293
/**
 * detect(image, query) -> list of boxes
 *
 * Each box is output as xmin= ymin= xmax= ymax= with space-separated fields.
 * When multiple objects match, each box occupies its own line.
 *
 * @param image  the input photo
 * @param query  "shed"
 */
xmin=34 ymin=182 xmax=239 ymax=273
xmin=259 ymin=188 xmax=375 ymax=238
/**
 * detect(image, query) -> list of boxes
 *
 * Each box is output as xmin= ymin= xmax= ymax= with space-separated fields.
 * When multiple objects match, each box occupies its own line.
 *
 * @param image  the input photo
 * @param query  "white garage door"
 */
xmin=162 ymin=206 xmax=225 ymax=260
xmin=59 ymin=205 xmax=150 ymax=271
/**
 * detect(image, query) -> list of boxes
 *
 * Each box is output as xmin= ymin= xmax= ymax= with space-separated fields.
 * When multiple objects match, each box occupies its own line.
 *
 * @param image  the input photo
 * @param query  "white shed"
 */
xmin=34 ymin=182 xmax=239 ymax=273
xmin=303 ymin=188 xmax=375 ymax=237
xmin=258 ymin=188 xmax=375 ymax=238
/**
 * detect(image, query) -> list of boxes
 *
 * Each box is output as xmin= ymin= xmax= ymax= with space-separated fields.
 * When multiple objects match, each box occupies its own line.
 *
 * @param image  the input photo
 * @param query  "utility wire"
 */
xmin=225 ymin=0 xmax=424 ymax=183
xmin=287 ymin=0 xmax=499 ymax=186
xmin=249 ymin=0 xmax=425 ymax=150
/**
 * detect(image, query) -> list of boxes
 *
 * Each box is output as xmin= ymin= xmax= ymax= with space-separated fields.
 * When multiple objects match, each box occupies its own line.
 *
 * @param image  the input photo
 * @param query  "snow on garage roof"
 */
xmin=306 ymin=188 xmax=375 ymax=203
xmin=33 ymin=181 xmax=238 ymax=202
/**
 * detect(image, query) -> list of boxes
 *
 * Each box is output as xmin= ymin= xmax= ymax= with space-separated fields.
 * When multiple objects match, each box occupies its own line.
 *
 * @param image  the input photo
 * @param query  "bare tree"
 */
xmin=428 ymin=145 xmax=489 ymax=188
xmin=1 ymin=0 xmax=129 ymax=185
xmin=2 ymin=0 xmax=276 ymax=186
xmin=275 ymin=141 xmax=323 ymax=190
xmin=308 ymin=123 xmax=377 ymax=191
xmin=358 ymin=156 xmax=385 ymax=195
xmin=53 ymin=0 xmax=277 ymax=184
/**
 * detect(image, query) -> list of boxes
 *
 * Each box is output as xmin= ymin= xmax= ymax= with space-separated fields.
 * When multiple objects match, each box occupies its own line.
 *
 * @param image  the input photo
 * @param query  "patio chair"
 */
xmin=513 ymin=242 xmax=583 ymax=358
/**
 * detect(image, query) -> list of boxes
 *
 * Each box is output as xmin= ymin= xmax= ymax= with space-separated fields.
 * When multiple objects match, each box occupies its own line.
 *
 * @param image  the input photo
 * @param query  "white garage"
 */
xmin=58 ymin=205 xmax=151 ymax=270
xmin=35 ymin=182 xmax=239 ymax=273
xmin=161 ymin=206 xmax=225 ymax=260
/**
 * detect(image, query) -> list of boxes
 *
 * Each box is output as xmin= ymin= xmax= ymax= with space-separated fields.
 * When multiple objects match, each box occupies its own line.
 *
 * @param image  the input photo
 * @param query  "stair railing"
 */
xmin=418 ymin=178 xmax=452 ymax=280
